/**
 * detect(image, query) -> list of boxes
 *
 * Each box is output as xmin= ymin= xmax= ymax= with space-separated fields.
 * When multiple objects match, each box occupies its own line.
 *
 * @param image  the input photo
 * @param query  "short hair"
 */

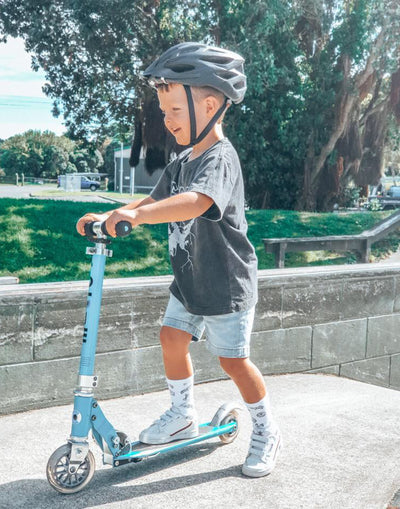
xmin=191 ymin=86 xmax=225 ymax=106
xmin=156 ymin=82 xmax=225 ymax=106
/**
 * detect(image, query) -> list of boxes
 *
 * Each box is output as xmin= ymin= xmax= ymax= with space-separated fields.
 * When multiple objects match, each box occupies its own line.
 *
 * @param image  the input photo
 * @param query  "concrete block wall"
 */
xmin=1 ymin=264 xmax=400 ymax=415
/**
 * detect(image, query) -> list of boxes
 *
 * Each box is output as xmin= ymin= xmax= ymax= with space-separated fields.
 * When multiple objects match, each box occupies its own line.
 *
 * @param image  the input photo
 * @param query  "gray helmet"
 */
xmin=143 ymin=42 xmax=247 ymax=104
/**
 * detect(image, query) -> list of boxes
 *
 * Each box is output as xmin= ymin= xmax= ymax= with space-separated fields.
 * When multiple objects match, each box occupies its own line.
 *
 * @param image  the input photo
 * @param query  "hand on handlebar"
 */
xmin=104 ymin=209 xmax=139 ymax=238
xmin=76 ymin=213 xmax=109 ymax=236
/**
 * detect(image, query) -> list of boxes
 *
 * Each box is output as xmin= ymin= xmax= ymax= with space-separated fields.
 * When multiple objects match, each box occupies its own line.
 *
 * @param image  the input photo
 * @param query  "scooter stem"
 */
xmin=79 ymin=247 xmax=107 ymax=376
xmin=70 ymin=229 xmax=112 ymax=441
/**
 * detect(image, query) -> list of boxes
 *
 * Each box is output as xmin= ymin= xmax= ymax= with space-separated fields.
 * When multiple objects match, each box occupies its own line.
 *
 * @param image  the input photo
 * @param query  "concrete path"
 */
xmin=1 ymin=373 xmax=400 ymax=509
xmin=379 ymin=248 xmax=400 ymax=264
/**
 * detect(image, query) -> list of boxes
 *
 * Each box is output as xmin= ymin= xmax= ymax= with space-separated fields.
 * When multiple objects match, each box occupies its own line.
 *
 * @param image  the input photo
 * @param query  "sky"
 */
xmin=0 ymin=37 xmax=66 ymax=140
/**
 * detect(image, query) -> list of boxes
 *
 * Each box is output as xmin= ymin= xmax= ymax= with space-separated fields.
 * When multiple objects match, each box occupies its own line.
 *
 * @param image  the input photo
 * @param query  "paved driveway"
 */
xmin=0 ymin=185 xmax=128 ymax=203
xmin=0 ymin=184 xmax=55 ymax=198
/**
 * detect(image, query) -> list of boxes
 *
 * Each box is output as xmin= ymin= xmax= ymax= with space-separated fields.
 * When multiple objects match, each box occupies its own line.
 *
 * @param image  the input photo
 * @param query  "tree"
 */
xmin=206 ymin=0 xmax=308 ymax=209
xmin=0 ymin=1 xmax=206 ymax=170
xmin=0 ymin=130 xmax=103 ymax=178
xmin=291 ymin=0 xmax=400 ymax=210
xmin=1 ymin=1 xmax=399 ymax=210
xmin=207 ymin=0 xmax=400 ymax=210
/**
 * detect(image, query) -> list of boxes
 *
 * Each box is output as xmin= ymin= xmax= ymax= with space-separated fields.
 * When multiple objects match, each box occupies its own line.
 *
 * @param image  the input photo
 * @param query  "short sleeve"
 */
xmin=150 ymin=166 xmax=171 ymax=201
xmin=188 ymin=148 xmax=237 ymax=221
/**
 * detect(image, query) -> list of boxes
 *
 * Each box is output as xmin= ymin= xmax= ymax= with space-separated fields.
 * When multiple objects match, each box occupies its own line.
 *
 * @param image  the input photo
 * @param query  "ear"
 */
xmin=205 ymin=96 xmax=220 ymax=117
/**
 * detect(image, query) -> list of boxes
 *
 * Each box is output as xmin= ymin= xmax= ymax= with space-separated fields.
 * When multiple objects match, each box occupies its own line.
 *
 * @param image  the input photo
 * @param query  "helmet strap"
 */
xmin=183 ymin=85 xmax=230 ymax=147
xmin=184 ymin=85 xmax=197 ymax=145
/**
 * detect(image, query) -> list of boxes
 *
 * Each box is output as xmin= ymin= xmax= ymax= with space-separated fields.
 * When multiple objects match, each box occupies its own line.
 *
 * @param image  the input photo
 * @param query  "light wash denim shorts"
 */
xmin=163 ymin=293 xmax=255 ymax=358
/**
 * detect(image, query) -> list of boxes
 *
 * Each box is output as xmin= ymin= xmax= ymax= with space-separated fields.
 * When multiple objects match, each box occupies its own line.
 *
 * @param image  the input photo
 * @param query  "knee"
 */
xmin=219 ymin=357 xmax=248 ymax=377
xmin=160 ymin=326 xmax=175 ymax=351
xmin=160 ymin=326 xmax=190 ymax=354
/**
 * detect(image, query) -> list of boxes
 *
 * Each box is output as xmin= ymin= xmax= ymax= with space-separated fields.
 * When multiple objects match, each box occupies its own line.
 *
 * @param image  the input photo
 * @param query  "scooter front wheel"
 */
xmin=46 ymin=443 xmax=95 ymax=494
xmin=219 ymin=410 xmax=240 ymax=444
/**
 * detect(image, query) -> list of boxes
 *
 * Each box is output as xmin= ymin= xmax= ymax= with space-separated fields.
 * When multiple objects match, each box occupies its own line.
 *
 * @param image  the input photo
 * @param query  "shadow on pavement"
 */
xmin=3 ymin=441 xmax=244 ymax=509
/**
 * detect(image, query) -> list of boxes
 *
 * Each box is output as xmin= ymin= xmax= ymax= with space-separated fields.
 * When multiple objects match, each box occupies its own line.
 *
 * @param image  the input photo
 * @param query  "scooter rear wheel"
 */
xmin=219 ymin=410 xmax=240 ymax=444
xmin=46 ymin=443 xmax=95 ymax=494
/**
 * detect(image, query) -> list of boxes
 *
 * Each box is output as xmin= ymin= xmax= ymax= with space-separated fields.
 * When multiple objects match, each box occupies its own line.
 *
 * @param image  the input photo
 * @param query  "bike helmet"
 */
xmin=143 ymin=42 xmax=247 ymax=146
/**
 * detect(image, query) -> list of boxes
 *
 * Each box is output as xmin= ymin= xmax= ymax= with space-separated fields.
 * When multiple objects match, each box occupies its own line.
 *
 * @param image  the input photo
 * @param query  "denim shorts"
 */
xmin=163 ymin=293 xmax=255 ymax=358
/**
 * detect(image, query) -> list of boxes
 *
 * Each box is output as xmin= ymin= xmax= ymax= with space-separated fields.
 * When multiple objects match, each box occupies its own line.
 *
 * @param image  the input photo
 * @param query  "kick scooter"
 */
xmin=46 ymin=221 xmax=241 ymax=494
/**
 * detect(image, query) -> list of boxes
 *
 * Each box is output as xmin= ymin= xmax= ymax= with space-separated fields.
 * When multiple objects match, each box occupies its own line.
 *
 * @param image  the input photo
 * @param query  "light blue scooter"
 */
xmin=46 ymin=221 xmax=241 ymax=494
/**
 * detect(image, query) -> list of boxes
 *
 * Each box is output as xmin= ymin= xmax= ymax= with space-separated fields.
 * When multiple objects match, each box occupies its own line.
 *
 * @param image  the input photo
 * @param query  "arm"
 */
xmin=115 ymin=195 xmax=156 ymax=212
xmin=101 ymin=194 xmax=156 ymax=218
xmin=104 ymin=192 xmax=214 ymax=236
xmin=76 ymin=195 xmax=156 ymax=236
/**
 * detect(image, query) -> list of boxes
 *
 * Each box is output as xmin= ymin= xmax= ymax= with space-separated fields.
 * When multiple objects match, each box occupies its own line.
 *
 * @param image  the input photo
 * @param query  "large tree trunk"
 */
xmin=296 ymin=131 xmax=316 ymax=210
xmin=296 ymin=31 xmax=386 ymax=211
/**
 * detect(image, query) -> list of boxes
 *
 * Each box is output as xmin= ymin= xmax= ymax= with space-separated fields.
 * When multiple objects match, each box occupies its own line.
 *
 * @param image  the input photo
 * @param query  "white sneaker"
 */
xmin=139 ymin=407 xmax=199 ymax=445
xmin=242 ymin=428 xmax=282 ymax=478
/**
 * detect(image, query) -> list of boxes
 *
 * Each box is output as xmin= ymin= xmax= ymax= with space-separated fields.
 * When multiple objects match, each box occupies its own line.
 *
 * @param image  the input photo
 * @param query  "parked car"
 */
xmin=367 ymin=186 xmax=400 ymax=210
xmin=80 ymin=176 xmax=101 ymax=191
xmin=57 ymin=175 xmax=101 ymax=191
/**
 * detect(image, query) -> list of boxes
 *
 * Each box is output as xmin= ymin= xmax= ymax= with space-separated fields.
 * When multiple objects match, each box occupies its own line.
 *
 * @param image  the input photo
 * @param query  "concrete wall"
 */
xmin=1 ymin=263 xmax=400 ymax=415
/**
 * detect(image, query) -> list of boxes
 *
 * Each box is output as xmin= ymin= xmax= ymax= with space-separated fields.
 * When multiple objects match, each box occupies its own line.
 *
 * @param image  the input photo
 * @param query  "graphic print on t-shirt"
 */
xmin=168 ymin=179 xmax=196 ymax=272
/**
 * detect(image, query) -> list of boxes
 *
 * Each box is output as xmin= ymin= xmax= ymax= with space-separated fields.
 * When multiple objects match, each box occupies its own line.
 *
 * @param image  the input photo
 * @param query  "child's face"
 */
xmin=157 ymin=84 xmax=211 ymax=146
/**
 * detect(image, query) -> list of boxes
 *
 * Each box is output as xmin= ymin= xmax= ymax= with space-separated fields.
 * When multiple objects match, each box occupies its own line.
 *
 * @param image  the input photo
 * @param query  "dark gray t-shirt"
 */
xmin=150 ymin=138 xmax=258 ymax=315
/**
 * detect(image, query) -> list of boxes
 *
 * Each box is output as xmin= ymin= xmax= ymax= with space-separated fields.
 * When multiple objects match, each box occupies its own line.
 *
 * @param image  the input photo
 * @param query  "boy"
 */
xmin=77 ymin=42 xmax=281 ymax=477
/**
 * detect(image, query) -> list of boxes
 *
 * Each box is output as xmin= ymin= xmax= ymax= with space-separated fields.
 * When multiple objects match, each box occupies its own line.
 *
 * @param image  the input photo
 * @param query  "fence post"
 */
xmin=15 ymin=173 xmax=19 ymax=186
xmin=21 ymin=173 xmax=24 ymax=186
xmin=361 ymin=238 xmax=371 ymax=263
xmin=273 ymin=242 xmax=287 ymax=268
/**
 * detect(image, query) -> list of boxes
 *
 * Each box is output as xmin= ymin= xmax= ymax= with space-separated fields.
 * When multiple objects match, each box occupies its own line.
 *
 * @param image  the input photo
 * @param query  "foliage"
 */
xmin=365 ymin=198 xmax=383 ymax=211
xmin=0 ymin=1 xmax=399 ymax=210
xmin=294 ymin=0 xmax=400 ymax=210
xmin=336 ymin=186 xmax=362 ymax=208
xmin=0 ymin=197 xmax=395 ymax=283
xmin=0 ymin=1 xmax=205 ymax=140
xmin=209 ymin=0 xmax=307 ymax=210
xmin=0 ymin=130 xmax=103 ymax=178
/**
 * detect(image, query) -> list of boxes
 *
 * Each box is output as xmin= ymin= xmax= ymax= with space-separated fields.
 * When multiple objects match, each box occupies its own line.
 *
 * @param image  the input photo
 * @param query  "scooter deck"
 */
xmin=111 ymin=421 xmax=236 ymax=467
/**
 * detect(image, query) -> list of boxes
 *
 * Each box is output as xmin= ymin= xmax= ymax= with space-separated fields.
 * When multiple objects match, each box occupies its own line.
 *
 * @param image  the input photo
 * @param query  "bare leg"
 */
xmin=219 ymin=357 xmax=266 ymax=403
xmin=219 ymin=356 xmax=281 ymax=477
xmin=160 ymin=326 xmax=193 ymax=379
xmin=138 ymin=326 xmax=198 ymax=444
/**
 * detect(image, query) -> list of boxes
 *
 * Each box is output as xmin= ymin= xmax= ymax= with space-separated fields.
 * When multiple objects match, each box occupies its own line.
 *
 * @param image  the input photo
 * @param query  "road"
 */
xmin=0 ymin=184 xmax=129 ymax=203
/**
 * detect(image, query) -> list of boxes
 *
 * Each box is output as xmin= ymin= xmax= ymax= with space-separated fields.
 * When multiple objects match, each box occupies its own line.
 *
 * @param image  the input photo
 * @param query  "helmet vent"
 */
xmin=200 ymin=55 xmax=233 ymax=65
xmin=219 ymin=70 xmax=238 ymax=80
xmin=168 ymin=63 xmax=196 ymax=73
xmin=233 ymin=80 xmax=246 ymax=90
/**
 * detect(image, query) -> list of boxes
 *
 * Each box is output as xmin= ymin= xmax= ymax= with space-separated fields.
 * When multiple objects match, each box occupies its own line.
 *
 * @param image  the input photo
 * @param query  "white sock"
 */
xmin=245 ymin=394 xmax=278 ymax=436
xmin=166 ymin=375 xmax=196 ymax=419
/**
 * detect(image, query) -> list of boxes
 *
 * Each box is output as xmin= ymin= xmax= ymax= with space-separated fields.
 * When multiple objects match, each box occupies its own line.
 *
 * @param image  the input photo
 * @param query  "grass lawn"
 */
xmin=0 ymin=198 xmax=398 ymax=284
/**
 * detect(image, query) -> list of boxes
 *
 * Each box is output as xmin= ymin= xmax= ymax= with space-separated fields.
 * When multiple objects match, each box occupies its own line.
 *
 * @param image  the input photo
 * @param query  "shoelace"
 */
xmin=249 ymin=431 xmax=279 ymax=459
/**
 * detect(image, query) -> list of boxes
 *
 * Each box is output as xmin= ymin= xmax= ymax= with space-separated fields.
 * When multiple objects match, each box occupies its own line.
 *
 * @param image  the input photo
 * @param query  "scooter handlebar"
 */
xmin=103 ymin=220 xmax=132 ymax=238
xmin=84 ymin=220 xmax=132 ymax=238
